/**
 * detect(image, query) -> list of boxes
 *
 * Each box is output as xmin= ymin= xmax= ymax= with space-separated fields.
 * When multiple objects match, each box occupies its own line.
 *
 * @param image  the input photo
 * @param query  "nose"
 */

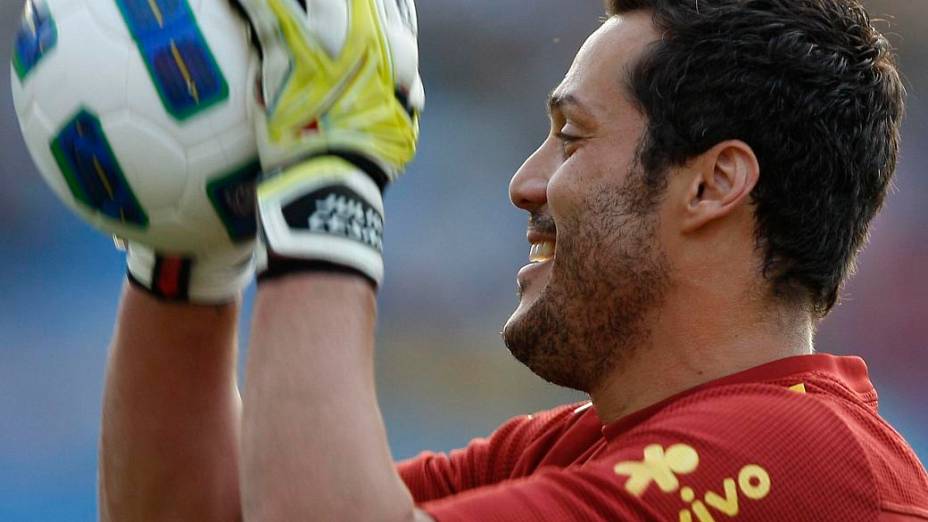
xmin=509 ymin=142 xmax=552 ymax=212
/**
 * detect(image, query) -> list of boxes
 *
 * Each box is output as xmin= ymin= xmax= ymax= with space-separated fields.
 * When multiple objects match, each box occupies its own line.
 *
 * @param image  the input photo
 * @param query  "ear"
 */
xmin=681 ymin=140 xmax=759 ymax=233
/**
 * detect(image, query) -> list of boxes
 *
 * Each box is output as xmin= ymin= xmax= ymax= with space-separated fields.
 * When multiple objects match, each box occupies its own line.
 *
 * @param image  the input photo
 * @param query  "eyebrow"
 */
xmin=547 ymin=92 xmax=595 ymax=121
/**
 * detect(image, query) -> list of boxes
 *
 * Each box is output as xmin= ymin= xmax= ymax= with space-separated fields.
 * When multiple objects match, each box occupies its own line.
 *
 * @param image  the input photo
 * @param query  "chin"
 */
xmin=502 ymin=286 xmax=591 ymax=392
xmin=505 ymin=296 xmax=534 ymax=333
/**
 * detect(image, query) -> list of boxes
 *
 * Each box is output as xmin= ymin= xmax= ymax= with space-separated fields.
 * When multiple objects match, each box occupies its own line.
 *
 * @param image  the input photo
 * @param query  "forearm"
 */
xmin=241 ymin=274 xmax=415 ymax=522
xmin=99 ymin=283 xmax=242 ymax=522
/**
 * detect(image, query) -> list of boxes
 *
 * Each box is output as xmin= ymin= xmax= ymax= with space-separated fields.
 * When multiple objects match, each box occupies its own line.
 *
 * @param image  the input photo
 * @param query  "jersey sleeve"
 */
xmin=418 ymin=386 xmax=884 ymax=521
xmin=398 ymin=405 xmax=580 ymax=503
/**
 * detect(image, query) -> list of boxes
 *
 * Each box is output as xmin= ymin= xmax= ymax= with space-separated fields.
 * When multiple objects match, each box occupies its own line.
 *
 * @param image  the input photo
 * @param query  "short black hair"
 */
xmin=609 ymin=0 xmax=905 ymax=316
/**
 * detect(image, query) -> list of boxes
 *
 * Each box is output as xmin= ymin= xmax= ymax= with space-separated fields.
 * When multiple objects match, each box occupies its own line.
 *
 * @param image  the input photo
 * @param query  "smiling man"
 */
xmin=398 ymin=4 xmax=928 ymax=519
xmin=97 ymin=0 xmax=928 ymax=521
xmin=502 ymin=9 xmax=817 ymax=422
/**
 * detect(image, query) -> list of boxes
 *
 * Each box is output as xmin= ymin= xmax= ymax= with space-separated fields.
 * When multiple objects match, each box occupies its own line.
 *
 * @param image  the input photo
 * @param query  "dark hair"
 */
xmin=610 ymin=0 xmax=905 ymax=316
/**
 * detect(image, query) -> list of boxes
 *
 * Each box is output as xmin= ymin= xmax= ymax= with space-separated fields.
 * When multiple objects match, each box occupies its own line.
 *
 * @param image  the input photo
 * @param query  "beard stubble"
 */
xmin=502 ymin=168 xmax=670 ymax=394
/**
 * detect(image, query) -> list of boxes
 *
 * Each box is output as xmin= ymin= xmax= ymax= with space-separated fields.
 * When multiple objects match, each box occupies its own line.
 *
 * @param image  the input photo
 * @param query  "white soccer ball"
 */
xmin=10 ymin=0 xmax=259 ymax=254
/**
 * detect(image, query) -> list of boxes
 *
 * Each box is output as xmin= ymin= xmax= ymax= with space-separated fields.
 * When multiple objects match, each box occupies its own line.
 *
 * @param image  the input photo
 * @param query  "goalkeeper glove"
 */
xmin=234 ymin=0 xmax=424 ymax=287
xmin=124 ymin=238 xmax=255 ymax=304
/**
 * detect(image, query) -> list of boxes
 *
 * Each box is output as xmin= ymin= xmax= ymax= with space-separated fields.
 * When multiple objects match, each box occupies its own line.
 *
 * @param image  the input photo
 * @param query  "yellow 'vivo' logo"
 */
xmin=614 ymin=444 xmax=771 ymax=522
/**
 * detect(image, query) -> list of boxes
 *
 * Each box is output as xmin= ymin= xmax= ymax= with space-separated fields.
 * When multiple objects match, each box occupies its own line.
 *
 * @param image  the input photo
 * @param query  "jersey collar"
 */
xmin=599 ymin=353 xmax=873 ymax=440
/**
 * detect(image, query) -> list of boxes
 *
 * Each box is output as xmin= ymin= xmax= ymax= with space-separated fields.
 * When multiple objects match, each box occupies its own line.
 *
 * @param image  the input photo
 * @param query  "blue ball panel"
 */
xmin=12 ymin=0 xmax=58 ymax=80
xmin=50 ymin=110 xmax=149 ymax=227
xmin=115 ymin=0 xmax=229 ymax=120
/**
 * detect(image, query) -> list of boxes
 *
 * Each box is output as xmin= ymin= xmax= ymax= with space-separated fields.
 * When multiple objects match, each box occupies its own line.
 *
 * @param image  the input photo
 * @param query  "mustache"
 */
xmin=528 ymin=213 xmax=557 ymax=236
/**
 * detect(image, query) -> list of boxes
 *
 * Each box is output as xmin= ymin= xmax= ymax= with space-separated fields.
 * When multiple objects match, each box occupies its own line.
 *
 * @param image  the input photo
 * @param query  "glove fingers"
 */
xmin=240 ymin=0 xmax=421 ymax=179
xmin=258 ymin=0 xmax=380 ymax=141
xmin=373 ymin=0 xmax=423 ymax=114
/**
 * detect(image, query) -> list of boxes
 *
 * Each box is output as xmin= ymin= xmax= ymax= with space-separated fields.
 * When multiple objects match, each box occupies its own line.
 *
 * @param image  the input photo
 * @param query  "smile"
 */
xmin=529 ymin=240 xmax=556 ymax=263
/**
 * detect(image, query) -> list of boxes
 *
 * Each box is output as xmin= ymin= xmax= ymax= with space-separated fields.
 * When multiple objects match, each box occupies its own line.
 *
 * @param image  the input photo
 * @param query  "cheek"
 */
xmin=546 ymin=153 xmax=616 ymax=229
xmin=545 ymin=175 xmax=570 ymax=220
xmin=546 ymin=162 xmax=589 ymax=223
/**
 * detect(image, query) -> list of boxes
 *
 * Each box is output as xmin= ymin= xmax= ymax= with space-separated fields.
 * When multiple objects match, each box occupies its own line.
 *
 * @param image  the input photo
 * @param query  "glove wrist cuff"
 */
xmin=256 ymin=156 xmax=385 ymax=286
xmin=126 ymin=242 xmax=254 ymax=303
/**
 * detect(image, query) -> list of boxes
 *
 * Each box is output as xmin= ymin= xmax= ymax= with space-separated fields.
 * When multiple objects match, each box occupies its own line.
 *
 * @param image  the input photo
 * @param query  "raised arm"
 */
xmin=242 ymin=274 xmax=421 ymax=520
xmin=98 ymin=284 xmax=243 ymax=521
xmin=233 ymin=0 xmax=426 ymax=518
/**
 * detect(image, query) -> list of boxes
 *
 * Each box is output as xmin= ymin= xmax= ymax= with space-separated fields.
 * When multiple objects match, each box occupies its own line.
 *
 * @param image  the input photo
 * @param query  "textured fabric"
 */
xmin=398 ymin=354 xmax=928 ymax=521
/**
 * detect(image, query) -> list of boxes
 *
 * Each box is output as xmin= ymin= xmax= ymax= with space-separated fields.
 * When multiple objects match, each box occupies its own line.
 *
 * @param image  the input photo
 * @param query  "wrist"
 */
xmin=126 ymin=242 xmax=254 ymax=303
xmin=256 ymin=156 xmax=386 ymax=286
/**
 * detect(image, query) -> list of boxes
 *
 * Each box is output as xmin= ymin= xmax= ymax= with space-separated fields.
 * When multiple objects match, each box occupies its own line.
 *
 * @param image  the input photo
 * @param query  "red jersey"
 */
xmin=399 ymin=354 xmax=928 ymax=521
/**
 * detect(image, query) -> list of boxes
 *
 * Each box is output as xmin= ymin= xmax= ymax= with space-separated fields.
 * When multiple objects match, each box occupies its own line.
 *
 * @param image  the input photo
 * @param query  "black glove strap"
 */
xmin=257 ymin=256 xmax=377 ymax=289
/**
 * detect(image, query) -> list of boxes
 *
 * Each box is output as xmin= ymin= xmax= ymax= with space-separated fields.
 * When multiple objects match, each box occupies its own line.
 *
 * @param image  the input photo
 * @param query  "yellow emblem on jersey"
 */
xmin=614 ymin=443 xmax=700 ymax=496
xmin=614 ymin=444 xmax=772 ymax=522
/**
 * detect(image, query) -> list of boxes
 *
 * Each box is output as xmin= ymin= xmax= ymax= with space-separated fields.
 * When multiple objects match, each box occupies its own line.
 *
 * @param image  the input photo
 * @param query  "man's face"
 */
xmin=502 ymin=13 xmax=670 ymax=394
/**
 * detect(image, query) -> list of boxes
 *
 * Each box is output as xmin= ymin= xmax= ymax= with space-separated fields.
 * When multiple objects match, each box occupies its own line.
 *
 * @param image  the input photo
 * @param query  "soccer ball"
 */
xmin=10 ymin=0 xmax=259 ymax=253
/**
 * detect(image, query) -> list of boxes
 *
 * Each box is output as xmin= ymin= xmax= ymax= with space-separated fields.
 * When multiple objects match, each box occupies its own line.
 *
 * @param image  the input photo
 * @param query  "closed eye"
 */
xmin=556 ymin=131 xmax=582 ymax=157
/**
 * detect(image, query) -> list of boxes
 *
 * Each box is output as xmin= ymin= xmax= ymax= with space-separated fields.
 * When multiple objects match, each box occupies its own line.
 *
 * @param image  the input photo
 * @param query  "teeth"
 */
xmin=529 ymin=241 xmax=556 ymax=262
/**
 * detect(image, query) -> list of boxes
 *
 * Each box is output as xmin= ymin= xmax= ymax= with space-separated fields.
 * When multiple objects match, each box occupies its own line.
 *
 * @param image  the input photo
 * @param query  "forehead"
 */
xmin=553 ymin=12 xmax=659 ymax=119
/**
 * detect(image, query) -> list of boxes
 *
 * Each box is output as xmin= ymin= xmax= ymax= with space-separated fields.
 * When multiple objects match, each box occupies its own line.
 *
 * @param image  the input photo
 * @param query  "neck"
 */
xmin=589 ymin=287 xmax=814 ymax=424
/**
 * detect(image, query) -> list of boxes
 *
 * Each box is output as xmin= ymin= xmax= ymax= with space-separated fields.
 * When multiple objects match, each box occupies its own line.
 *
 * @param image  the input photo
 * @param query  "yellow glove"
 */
xmin=235 ymin=0 xmax=424 ymax=285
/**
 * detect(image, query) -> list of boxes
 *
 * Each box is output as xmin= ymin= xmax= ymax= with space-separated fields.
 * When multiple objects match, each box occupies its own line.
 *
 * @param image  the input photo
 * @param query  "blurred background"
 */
xmin=1 ymin=0 xmax=925 ymax=519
